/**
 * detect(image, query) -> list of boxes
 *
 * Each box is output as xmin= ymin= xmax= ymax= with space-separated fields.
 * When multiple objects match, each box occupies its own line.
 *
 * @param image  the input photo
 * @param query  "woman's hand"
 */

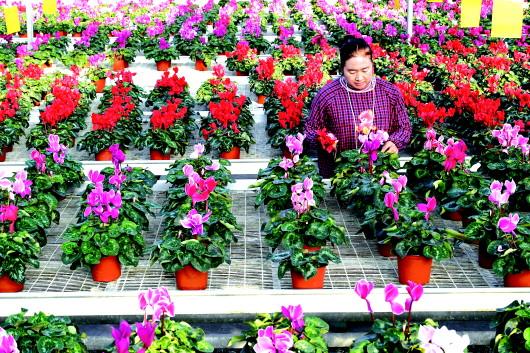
xmin=381 ymin=141 xmax=398 ymax=153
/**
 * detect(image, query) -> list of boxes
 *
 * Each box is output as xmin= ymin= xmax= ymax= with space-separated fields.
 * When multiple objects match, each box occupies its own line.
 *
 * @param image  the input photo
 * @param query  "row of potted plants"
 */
xmin=4 ymin=283 xmax=530 ymax=353
xmin=0 ymin=134 xmax=85 ymax=292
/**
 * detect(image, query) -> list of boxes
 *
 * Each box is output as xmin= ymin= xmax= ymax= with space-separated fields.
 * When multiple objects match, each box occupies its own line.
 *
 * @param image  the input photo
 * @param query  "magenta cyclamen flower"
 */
xmin=0 ymin=327 xmax=19 ymax=353
xmin=279 ymin=157 xmax=294 ymax=172
xmin=185 ymin=176 xmax=217 ymax=205
xmin=46 ymin=134 xmax=67 ymax=164
xmin=136 ymin=321 xmax=157 ymax=349
xmin=158 ymin=37 xmax=170 ymax=50
xmin=253 ymin=326 xmax=294 ymax=353
xmin=0 ymin=204 xmax=18 ymax=233
xmin=109 ymin=144 xmax=125 ymax=169
xmin=88 ymin=170 xmax=105 ymax=185
xmin=443 ymin=139 xmax=467 ymax=171
xmin=498 ymin=213 xmax=519 ymax=234
xmin=12 ymin=171 xmax=32 ymax=199
xmin=180 ymin=209 xmax=211 ymax=236
xmin=84 ymin=183 xmax=122 ymax=224
xmin=281 ymin=305 xmax=305 ymax=332
xmin=112 ymin=321 xmax=131 ymax=353
xmin=405 ymin=281 xmax=424 ymax=312
xmin=31 ymin=150 xmax=46 ymax=173
xmin=417 ymin=196 xmax=436 ymax=221
xmin=384 ymin=192 xmax=399 ymax=221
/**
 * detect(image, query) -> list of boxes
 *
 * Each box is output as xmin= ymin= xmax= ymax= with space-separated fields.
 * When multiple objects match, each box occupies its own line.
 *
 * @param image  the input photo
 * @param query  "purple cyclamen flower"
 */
xmin=279 ymin=157 xmax=294 ymax=171
xmin=31 ymin=150 xmax=46 ymax=173
xmin=88 ymin=170 xmax=105 ymax=185
xmin=112 ymin=321 xmax=131 ymax=353
xmin=112 ymin=29 xmax=132 ymax=49
xmin=281 ymin=305 xmax=305 ymax=331
xmin=46 ymin=134 xmax=67 ymax=164
xmin=384 ymin=24 xmax=398 ymax=37
xmin=190 ymin=143 xmax=205 ymax=159
xmin=180 ymin=209 xmax=211 ymax=236
xmin=109 ymin=144 xmax=125 ymax=170
xmin=291 ymin=177 xmax=315 ymax=215
xmin=285 ymin=134 xmax=305 ymax=161
xmin=88 ymin=53 xmax=106 ymax=67
xmin=158 ymin=37 xmax=170 ymax=50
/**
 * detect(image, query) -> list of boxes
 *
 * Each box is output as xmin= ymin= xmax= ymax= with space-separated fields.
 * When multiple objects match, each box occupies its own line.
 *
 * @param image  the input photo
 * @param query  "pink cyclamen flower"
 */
xmin=417 ymin=196 xmax=436 ymax=221
xmin=205 ymin=160 xmax=220 ymax=171
xmin=253 ymin=326 xmax=294 ymax=353
xmin=88 ymin=170 xmax=105 ymax=185
xmin=0 ymin=204 xmax=18 ymax=233
xmin=285 ymin=133 xmax=305 ymax=160
xmin=46 ymin=134 xmax=67 ymax=164
xmin=138 ymin=287 xmax=175 ymax=321
xmin=185 ymin=176 xmax=217 ymax=205
xmin=0 ymin=327 xmax=19 ymax=353
xmin=279 ymin=157 xmax=294 ymax=171
xmin=443 ymin=140 xmax=467 ymax=171
xmin=406 ymin=281 xmax=424 ymax=302
xmin=281 ymin=305 xmax=305 ymax=332
xmin=31 ymin=150 xmax=46 ymax=173
xmin=12 ymin=171 xmax=32 ymax=199
xmin=180 ymin=209 xmax=211 ymax=236
xmin=498 ymin=213 xmax=519 ymax=234
xmin=190 ymin=143 xmax=205 ymax=159
xmin=384 ymin=192 xmax=399 ymax=221
xmin=354 ymin=279 xmax=374 ymax=314
xmin=488 ymin=180 xmax=516 ymax=208
xmin=384 ymin=283 xmax=405 ymax=315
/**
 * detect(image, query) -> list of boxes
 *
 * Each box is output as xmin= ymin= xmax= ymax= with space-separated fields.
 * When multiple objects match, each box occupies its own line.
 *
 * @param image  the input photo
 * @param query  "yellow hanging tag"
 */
xmin=460 ymin=0 xmax=482 ymax=27
xmin=3 ymin=6 xmax=21 ymax=34
xmin=42 ymin=0 xmax=58 ymax=15
xmin=490 ymin=0 xmax=525 ymax=38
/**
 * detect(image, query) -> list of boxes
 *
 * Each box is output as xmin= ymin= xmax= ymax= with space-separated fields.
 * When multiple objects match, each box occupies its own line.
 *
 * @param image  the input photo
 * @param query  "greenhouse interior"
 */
xmin=0 ymin=0 xmax=530 ymax=351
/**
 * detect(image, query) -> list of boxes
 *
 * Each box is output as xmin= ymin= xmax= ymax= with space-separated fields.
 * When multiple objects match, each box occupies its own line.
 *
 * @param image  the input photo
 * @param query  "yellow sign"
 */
xmin=428 ymin=0 xmax=443 ymax=3
xmin=3 ymin=6 xmax=20 ymax=34
xmin=42 ymin=0 xmax=58 ymax=15
xmin=490 ymin=0 xmax=524 ymax=38
xmin=394 ymin=0 xmax=400 ymax=9
xmin=460 ymin=0 xmax=482 ymax=27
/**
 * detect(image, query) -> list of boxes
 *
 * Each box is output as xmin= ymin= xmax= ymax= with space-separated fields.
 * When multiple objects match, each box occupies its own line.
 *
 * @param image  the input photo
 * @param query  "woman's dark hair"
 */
xmin=339 ymin=35 xmax=373 ymax=71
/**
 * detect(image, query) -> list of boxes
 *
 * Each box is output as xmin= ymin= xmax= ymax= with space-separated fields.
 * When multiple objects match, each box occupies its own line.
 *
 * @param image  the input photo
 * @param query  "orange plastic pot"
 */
xmin=18 ymin=33 xmax=28 ymax=38
xmin=175 ymin=265 xmax=208 ymax=290
xmin=155 ymin=60 xmax=171 ymax=71
xmin=195 ymin=59 xmax=207 ymax=71
xmin=95 ymin=149 xmax=113 ymax=161
xmin=291 ymin=267 xmax=326 ymax=289
xmin=150 ymin=149 xmax=171 ymax=160
xmin=504 ymin=270 xmax=530 ymax=287
xmin=113 ymin=58 xmax=127 ymax=71
xmin=0 ymin=149 xmax=6 ymax=162
xmin=0 ymin=274 xmax=24 ymax=292
xmin=303 ymin=245 xmax=321 ymax=252
xmin=397 ymin=255 xmax=433 ymax=285
xmin=220 ymin=146 xmax=240 ymax=159
xmin=72 ymin=32 xmax=82 ymax=37
xmin=57 ymin=30 xmax=67 ymax=37
xmin=94 ymin=78 xmax=105 ymax=93
xmin=91 ymin=256 xmax=122 ymax=282
xmin=257 ymin=95 xmax=266 ymax=104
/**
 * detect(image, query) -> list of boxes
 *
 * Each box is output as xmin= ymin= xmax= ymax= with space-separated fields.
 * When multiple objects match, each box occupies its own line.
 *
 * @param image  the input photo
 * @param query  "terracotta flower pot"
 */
xmin=478 ymin=238 xmax=494 ymax=269
xmin=72 ymin=32 xmax=82 ymax=37
xmin=257 ymin=95 xmax=266 ymax=104
xmin=94 ymin=78 xmax=105 ymax=93
xmin=504 ymin=270 xmax=530 ymax=287
xmin=397 ymin=255 xmax=433 ymax=285
xmin=57 ymin=30 xmax=67 ymax=37
xmin=18 ymin=33 xmax=28 ymax=38
xmin=291 ymin=267 xmax=326 ymax=289
xmin=0 ymin=274 xmax=24 ymax=292
xmin=5 ymin=145 xmax=13 ymax=152
xmin=175 ymin=265 xmax=208 ymax=290
xmin=95 ymin=148 xmax=113 ymax=161
xmin=91 ymin=256 xmax=122 ymax=282
xmin=377 ymin=242 xmax=394 ymax=257
xmin=155 ymin=60 xmax=171 ymax=71
xmin=150 ymin=149 xmax=171 ymax=160
xmin=236 ymin=70 xmax=249 ymax=76
xmin=0 ymin=148 xmax=6 ymax=162
xmin=195 ymin=59 xmax=207 ymax=71
xmin=442 ymin=210 xmax=463 ymax=222
xmin=303 ymin=245 xmax=321 ymax=252
xmin=113 ymin=58 xmax=127 ymax=71
xmin=220 ymin=146 xmax=240 ymax=159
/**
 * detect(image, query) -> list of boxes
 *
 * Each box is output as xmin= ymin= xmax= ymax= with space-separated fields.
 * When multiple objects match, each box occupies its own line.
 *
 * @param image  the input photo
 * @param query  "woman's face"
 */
xmin=343 ymin=55 xmax=374 ymax=90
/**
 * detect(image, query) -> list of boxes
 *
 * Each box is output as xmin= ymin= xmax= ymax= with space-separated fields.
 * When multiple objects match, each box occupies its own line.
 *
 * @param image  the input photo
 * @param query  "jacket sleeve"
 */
xmin=388 ymin=87 xmax=411 ymax=150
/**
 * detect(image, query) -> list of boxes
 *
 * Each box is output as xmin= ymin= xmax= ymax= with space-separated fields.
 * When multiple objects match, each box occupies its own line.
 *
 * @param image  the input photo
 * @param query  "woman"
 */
xmin=304 ymin=36 xmax=411 ymax=178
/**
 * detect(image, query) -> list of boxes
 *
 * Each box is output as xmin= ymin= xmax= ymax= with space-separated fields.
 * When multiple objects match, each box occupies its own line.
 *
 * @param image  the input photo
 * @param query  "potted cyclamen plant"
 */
xmin=86 ymin=53 xmax=109 ymax=93
xmin=150 ymin=144 xmax=239 ymax=290
xmin=265 ymin=177 xmax=346 ymax=289
xmin=61 ymin=145 xmax=145 ymax=282
xmin=109 ymin=29 xmax=140 ymax=70
xmin=109 ymin=287 xmax=214 ymax=352
xmin=351 ymin=279 xmax=470 ymax=352
xmin=229 ymin=304 xmax=329 ymax=353
xmin=143 ymin=33 xmax=179 ymax=71
xmin=249 ymin=57 xmax=283 ymax=104
xmin=383 ymin=194 xmax=454 ymax=284
xmin=225 ymin=41 xmax=259 ymax=76
xmin=0 ymin=170 xmax=40 ymax=292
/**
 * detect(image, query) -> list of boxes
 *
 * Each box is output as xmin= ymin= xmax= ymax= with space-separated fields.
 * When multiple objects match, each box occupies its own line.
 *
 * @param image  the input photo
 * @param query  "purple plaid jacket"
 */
xmin=304 ymin=77 xmax=411 ymax=177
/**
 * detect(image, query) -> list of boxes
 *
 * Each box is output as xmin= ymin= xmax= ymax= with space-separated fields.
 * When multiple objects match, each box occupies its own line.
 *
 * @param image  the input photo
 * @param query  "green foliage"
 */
xmin=331 ymin=150 xmax=401 ymax=216
xmin=273 ymin=246 xmax=341 ymax=279
xmin=0 ymin=231 xmax=40 ymax=283
xmin=229 ymin=311 xmax=329 ymax=353
xmin=3 ymin=309 xmax=88 ymax=353
xmin=492 ymin=301 xmax=530 ymax=353
xmin=61 ymin=217 xmax=145 ymax=270
xmin=143 ymin=35 xmax=180 ymax=62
